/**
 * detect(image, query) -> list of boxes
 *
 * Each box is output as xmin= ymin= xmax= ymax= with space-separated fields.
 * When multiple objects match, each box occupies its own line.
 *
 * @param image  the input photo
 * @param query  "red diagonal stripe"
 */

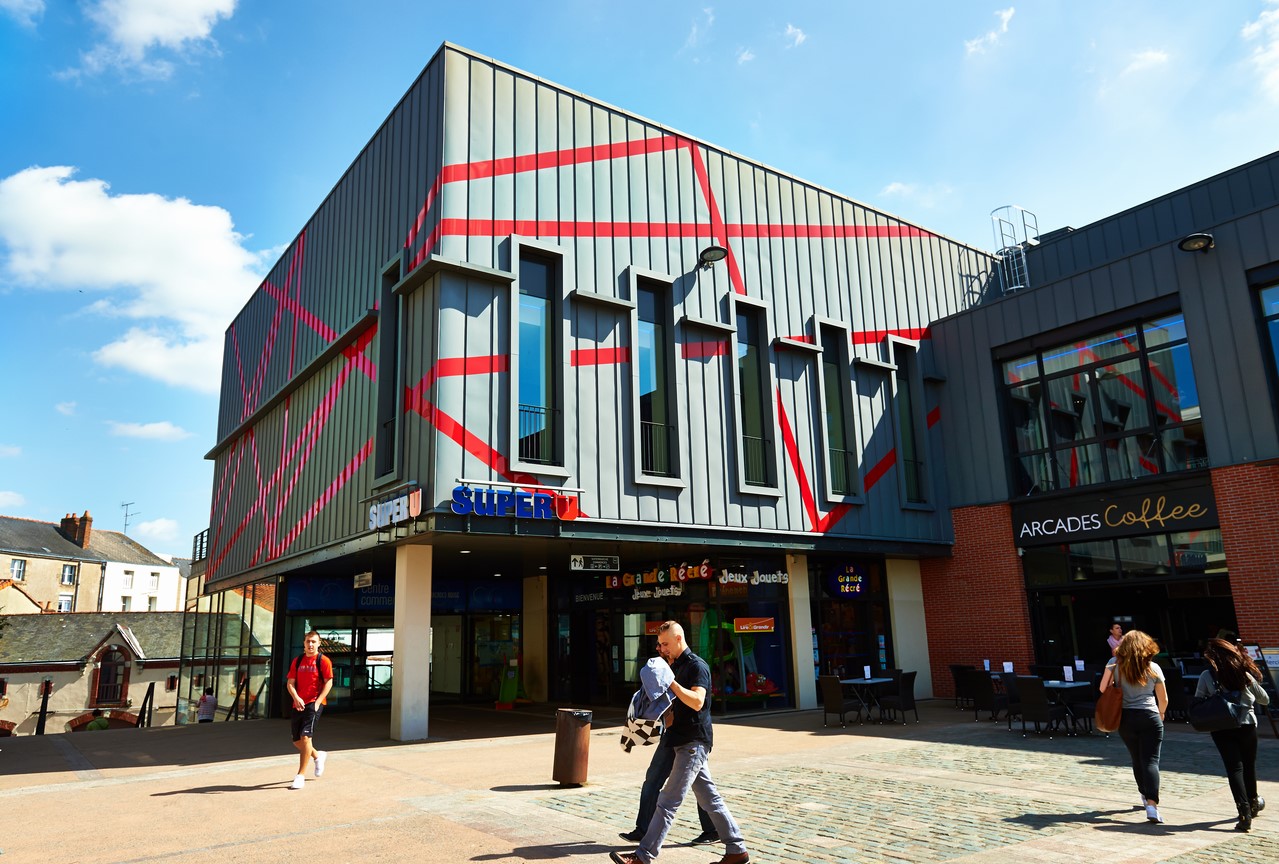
xmin=775 ymin=389 xmax=818 ymax=531
xmin=865 ymin=449 xmax=896 ymax=491
xmin=685 ymin=140 xmax=745 ymax=295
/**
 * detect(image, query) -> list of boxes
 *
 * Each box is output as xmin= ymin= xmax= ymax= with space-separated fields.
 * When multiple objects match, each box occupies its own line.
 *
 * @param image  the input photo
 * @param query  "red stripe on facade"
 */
xmin=571 ymin=347 xmax=631 ymax=366
xmin=685 ymin=141 xmax=745 ymax=295
xmin=437 ymin=217 xmax=706 ymax=240
xmin=680 ymin=341 xmax=729 ymax=359
xmin=775 ymin=390 xmax=819 ymax=531
xmin=850 ymin=327 xmax=931 ymax=345
xmin=275 ymin=436 xmax=375 ymax=557
xmin=286 ymin=231 xmax=307 ymax=379
xmin=864 ymin=449 xmax=896 ymax=491
xmin=816 ymin=503 xmax=854 ymax=533
xmin=259 ymin=280 xmax=338 ymax=343
xmin=445 ymin=136 xmax=683 ymax=182
xmin=927 ymin=405 xmax=941 ymax=428
xmin=727 ymin=224 xmax=934 ymax=239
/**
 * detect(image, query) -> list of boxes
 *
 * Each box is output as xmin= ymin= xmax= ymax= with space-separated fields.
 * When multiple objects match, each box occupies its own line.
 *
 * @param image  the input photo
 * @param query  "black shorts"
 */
xmin=291 ymin=702 xmax=323 ymax=741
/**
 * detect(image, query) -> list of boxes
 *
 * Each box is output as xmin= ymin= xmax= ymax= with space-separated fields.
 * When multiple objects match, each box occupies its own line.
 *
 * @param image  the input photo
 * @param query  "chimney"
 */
xmin=77 ymin=510 xmax=93 ymax=547
xmin=60 ymin=512 xmax=79 ymax=538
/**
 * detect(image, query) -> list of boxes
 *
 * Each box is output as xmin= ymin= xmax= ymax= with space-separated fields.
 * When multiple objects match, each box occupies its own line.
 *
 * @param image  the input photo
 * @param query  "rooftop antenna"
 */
xmin=990 ymin=204 xmax=1039 ymax=295
xmin=121 ymin=501 xmax=139 ymax=535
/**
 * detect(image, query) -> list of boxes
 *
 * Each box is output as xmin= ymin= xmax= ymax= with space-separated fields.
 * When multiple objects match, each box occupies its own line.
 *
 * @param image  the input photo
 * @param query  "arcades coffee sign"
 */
xmin=1011 ymin=478 xmax=1217 ymax=547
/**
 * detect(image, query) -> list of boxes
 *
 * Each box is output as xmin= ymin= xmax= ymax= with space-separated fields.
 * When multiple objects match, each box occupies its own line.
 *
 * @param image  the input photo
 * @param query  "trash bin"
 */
xmin=552 ymin=708 xmax=592 ymax=786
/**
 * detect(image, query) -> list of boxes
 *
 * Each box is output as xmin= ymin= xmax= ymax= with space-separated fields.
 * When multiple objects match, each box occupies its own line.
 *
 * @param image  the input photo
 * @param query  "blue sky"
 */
xmin=1 ymin=1 xmax=1276 ymax=557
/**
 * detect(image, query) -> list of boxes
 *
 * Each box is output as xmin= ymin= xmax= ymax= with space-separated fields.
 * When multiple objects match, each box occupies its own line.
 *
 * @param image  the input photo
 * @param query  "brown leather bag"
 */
xmin=1095 ymin=676 xmax=1124 ymax=732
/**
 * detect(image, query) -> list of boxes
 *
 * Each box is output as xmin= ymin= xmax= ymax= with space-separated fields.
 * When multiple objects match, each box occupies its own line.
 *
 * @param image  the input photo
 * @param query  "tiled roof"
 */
xmin=0 ymin=612 xmax=187 ymax=664
xmin=86 ymin=530 xmax=173 ymax=567
xmin=0 ymin=515 xmax=105 ymax=562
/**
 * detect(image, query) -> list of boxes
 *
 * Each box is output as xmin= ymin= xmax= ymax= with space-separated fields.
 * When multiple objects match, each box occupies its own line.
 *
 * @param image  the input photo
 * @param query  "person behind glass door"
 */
xmin=1195 ymin=639 xmax=1271 ymax=831
xmin=1107 ymin=622 xmax=1124 ymax=657
xmin=1100 ymin=630 xmax=1168 ymax=823
xmin=196 ymin=686 xmax=217 ymax=723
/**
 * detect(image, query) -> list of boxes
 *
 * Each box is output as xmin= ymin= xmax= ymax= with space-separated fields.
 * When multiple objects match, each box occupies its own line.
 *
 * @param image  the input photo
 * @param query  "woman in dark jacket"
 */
xmin=1195 ymin=639 xmax=1271 ymax=831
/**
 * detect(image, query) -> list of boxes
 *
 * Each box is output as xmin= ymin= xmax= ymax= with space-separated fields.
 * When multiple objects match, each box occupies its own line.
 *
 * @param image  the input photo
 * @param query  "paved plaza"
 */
xmin=1 ymin=700 xmax=1275 ymax=863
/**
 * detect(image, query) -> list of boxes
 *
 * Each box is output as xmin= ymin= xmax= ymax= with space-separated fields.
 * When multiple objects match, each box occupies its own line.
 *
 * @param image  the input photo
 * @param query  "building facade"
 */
xmin=925 ymin=151 xmax=1279 ymax=693
xmin=1 ymin=512 xmax=106 ymax=613
xmin=187 ymin=44 xmax=998 ymax=739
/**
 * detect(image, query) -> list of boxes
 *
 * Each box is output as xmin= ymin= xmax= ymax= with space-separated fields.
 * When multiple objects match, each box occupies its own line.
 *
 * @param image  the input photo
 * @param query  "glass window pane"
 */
xmin=1171 ymin=528 xmax=1224 ymax=574
xmin=1041 ymin=326 xmax=1137 ymax=375
xmin=1147 ymin=343 xmax=1199 ymax=425
xmin=1095 ymin=358 xmax=1151 ymax=432
xmin=1008 ymin=382 xmax=1047 ymax=453
xmin=1054 ymin=443 xmax=1104 ymax=488
xmin=1003 ymin=353 xmax=1038 ymax=384
xmin=1143 ymin=314 xmax=1187 ymax=346
xmin=1102 ymin=432 xmax=1161 ymax=482
xmin=1046 ymin=377 xmax=1092 ymax=442
xmin=1024 ymin=545 xmax=1070 ymax=586
xmin=1117 ymin=535 xmax=1170 ymax=577
xmin=1161 ymin=419 xmax=1208 ymax=471
xmin=1013 ymin=453 xmax=1055 ymax=495
xmin=1068 ymin=540 xmax=1120 ymax=581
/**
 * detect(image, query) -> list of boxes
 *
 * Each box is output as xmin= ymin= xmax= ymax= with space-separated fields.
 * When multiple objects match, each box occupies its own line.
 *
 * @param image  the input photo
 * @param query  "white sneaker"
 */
xmin=290 ymin=774 xmax=305 ymax=790
xmin=313 ymin=750 xmax=327 ymax=777
xmin=1145 ymin=804 xmax=1163 ymax=823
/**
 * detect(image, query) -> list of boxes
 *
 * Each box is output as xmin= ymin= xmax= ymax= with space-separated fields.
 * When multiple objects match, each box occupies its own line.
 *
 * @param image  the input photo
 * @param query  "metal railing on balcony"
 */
xmin=828 ymin=447 xmax=858 ymax=495
xmin=741 ymin=434 xmax=773 ymax=486
xmin=518 ymin=404 xmax=561 ymax=465
xmin=640 ymin=420 xmax=677 ymax=476
xmin=192 ymin=529 xmax=209 ymax=562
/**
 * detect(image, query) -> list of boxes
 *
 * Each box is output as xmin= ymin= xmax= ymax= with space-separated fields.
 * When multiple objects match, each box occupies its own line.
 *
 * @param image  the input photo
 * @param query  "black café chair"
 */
xmin=878 ymin=670 xmax=919 ymax=724
xmin=819 ymin=674 xmax=862 ymax=727
xmin=1061 ymin=672 xmax=1102 ymax=734
xmin=963 ymin=669 xmax=1008 ymax=722
xmin=1012 ymin=676 xmax=1067 ymax=737
xmin=1163 ymin=666 xmax=1190 ymax=722
xmin=950 ymin=664 xmax=974 ymax=709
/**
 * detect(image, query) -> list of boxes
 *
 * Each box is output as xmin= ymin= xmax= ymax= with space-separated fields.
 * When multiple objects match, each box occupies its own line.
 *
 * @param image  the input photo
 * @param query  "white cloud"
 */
xmin=0 ymin=166 xmax=268 ymax=393
xmin=0 ymin=0 xmax=44 ymax=27
xmin=1120 ymin=49 xmax=1169 ymax=77
xmin=67 ymin=0 xmax=237 ymax=79
xmin=1243 ymin=0 xmax=1279 ymax=102
xmin=55 ymin=401 xmax=77 ymax=416
xmin=965 ymin=7 xmax=1015 ymax=55
xmin=107 ymin=420 xmax=193 ymax=441
xmin=683 ymin=7 xmax=714 ymax=51
xmin=0 ymin=444 xmax=19 ymax=457
xmin=737 ymin=48 xmax=755 ymax=64
xmin=0 ymin=491 xmax=26 ymax=507
xmin=785 ymin=24 xmax=806 ymax=48
xmin=135 ymin=517 xmax=179 ymax=545
xmin=879 ymin=180 xmax=955 ymax=210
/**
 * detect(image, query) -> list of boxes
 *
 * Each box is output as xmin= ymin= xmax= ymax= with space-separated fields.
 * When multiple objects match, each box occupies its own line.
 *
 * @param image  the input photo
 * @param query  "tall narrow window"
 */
xmin=375 ymin=257 xmax=403 ymax=478
xmin=637 ymin=280 xmax=675 ymax=476
xmin=1261 ymin=282 xmax=1279 ymax=399
xmin=61 ymin=564 xmax=76 ymax=585
xmin=736 ymin=307 xmax=773 ymax=486
xmin=96 ymin=649 xmax=126 ymax=704
xmin=122 ymin=570 xmax=134 ymax=590
xmin=895 ymin=346 xmax=927 ymax=503
xmin=518 ymin=253 xmax=561 ymax=465
xmin=10 ymin=559 xmax=25 ymax=581
xmin=121 ymin=596 xmax=132 ymax=612
xmin=821 ymin=327 xmax=856 ymax=495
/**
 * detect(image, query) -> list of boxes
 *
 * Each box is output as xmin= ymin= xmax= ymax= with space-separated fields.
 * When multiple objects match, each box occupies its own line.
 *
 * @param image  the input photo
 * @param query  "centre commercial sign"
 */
xmin=1010 ymin=477 xmax=1217 ymax=547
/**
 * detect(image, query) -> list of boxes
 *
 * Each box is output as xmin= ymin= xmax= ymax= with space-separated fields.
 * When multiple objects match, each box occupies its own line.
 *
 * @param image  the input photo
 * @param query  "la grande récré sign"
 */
xmin=1010 ymin=477 xmax=1217 ymax=547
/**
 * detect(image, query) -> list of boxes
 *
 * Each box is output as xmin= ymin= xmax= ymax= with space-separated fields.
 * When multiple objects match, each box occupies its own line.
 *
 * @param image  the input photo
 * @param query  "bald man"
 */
xmin=609 ymin=620 xmax=749 ymax=864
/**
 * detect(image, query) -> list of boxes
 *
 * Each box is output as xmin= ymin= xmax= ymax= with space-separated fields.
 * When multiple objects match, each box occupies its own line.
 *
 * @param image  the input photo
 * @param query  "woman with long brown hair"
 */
xmin=1195 ymin=639 xmax=1271 ymax=831
xmin=1100 ymin=630 xmax=1168 ymax=823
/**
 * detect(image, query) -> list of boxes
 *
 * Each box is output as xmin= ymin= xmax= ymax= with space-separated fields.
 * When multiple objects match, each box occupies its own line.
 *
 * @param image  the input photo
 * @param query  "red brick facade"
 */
xmin=1212 ymin=462 xmax=1279 ymax=647
xmin=920 ymin=504 xmax=1035 ymax=698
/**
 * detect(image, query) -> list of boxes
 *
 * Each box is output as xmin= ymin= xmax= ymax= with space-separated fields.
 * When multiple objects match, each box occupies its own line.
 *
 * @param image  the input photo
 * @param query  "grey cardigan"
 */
xmin=1194 ymin=670 xmax=1271 ymax=727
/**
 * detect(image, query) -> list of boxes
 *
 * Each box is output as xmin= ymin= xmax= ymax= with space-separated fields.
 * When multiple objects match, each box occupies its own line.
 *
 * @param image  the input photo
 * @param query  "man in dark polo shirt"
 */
xmin=609 ymin=620 xmax=750 ymax=864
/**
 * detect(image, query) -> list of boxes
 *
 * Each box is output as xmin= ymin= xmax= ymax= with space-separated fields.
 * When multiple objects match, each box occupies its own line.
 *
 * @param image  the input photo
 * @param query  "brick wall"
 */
xmin=1212 ymin=462 xmax=1279 ymax=647
xmin=920 ymin=503 xmax=1035 ymax=698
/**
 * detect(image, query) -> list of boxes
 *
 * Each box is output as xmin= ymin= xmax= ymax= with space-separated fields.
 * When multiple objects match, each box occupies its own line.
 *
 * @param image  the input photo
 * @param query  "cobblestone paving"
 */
xmin=1158 ymin=831 xmax=1279 ymax=863
xmin=542 ymin=766 xmax=1096 ymax=863
xmin=854 ymin=736 xmax=1236 ymax=801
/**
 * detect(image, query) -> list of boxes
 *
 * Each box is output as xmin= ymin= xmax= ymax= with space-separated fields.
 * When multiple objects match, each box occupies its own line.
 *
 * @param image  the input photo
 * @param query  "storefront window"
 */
xmin=1001 ymin=311 xmax=1204 ymax=495
xmin=811 ymin=560 xmax=891 ymax=677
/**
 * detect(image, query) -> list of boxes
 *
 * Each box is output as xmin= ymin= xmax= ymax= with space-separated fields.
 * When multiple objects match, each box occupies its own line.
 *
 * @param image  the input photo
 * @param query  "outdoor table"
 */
xmin=1043 ymin=679 xmax=1091 ymax=728
xmin=840 ymin=677 xmax=894 ymax=720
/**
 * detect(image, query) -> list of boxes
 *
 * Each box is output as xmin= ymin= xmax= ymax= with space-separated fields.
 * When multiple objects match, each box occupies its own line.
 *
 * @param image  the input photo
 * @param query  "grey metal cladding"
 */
xmin=932 ymin=150 xmax=1279 ymax=507
xmin=206 ymin=44 xmax=996 ymax=585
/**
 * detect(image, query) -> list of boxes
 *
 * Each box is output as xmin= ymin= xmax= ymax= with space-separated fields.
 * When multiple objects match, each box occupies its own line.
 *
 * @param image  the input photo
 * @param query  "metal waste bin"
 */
xmin=552 ymin=708 xmax=592 ymax=786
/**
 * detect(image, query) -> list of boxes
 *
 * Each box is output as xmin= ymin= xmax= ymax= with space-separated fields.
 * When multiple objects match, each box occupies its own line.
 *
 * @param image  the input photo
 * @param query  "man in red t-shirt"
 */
xmin=286 ymin=630 xmax=334 ymax=789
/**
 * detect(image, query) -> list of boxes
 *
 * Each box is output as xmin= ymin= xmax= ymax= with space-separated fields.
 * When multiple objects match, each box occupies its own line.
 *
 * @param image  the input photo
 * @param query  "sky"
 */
xmin=1 ymin=1 xmax=1277 ymax=558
